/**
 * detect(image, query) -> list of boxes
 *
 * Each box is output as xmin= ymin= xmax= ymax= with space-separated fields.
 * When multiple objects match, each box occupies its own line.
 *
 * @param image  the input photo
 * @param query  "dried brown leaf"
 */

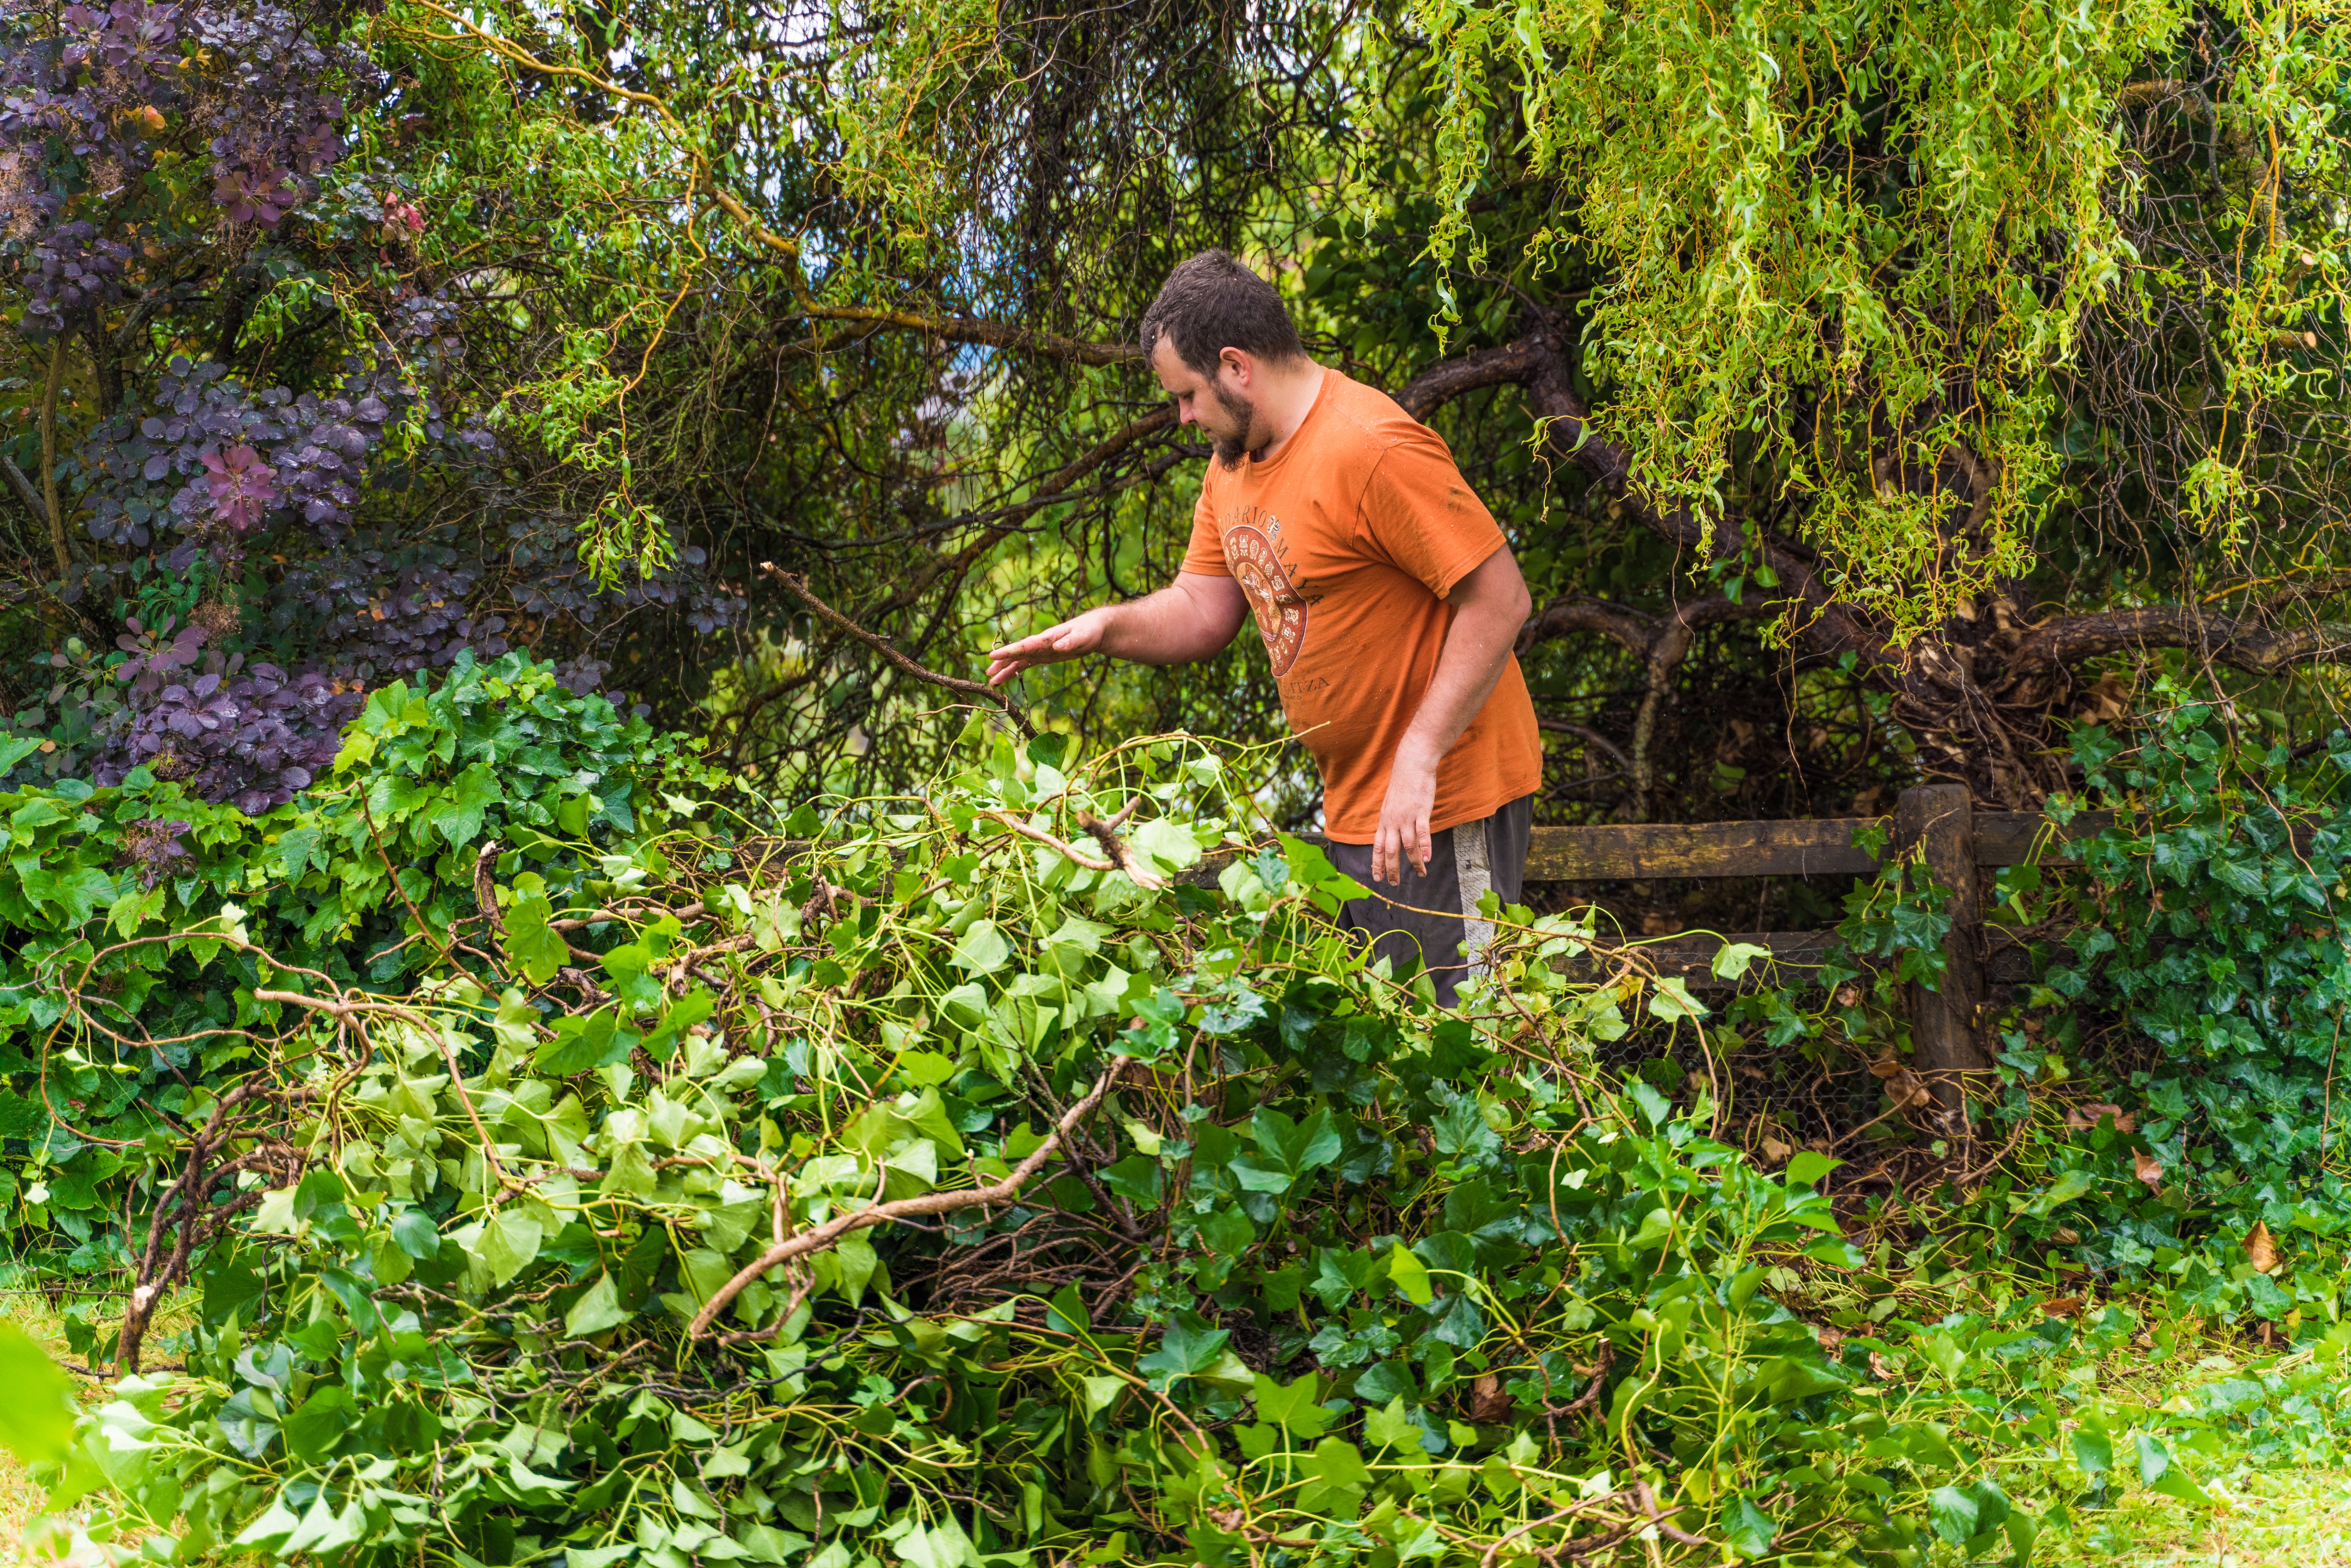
xmin=1889 ymin=1068 xmax=1933 ymax=1108
xmin=1466 ymin=1374 xmax=1513 ymax=1424
xmin=2133 ymin=1150 xmax=2163 ymax=1194
xmin=2039 ymin=1296 xmax=2084 ymax=1319
xmin=2063 ymin=1102 xmax=2135 ymax=1133
xmin=2245 ymin=1220 xmax=2280 ymax=1275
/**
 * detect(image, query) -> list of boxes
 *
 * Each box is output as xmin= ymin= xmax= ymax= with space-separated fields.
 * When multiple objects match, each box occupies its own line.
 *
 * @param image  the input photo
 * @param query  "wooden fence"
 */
xmin=1503 ymin=784 xmax=2111 ymax=1099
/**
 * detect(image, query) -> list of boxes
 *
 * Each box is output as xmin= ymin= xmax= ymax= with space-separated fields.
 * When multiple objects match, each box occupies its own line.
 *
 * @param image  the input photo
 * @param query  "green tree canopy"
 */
xmin=2 ymin=0 xmax=2347 ymax=821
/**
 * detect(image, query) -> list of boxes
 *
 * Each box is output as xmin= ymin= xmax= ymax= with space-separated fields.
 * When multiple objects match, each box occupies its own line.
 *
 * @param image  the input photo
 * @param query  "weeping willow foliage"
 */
xmin=1409 ymin=0 xmax=2351 ymax=643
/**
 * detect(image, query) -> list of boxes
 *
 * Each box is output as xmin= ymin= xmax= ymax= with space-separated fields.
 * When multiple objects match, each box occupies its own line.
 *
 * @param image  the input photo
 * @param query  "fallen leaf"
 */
xmin=1759 ymin=1135 xmax=1792 ymax=1166
xmin=1465 ymin=1374 xmax=1513 ymax=1424
xmin=2052 ymin=1226 xmax=2081 ymax=1244
xmin=1888 ymin=1068 xmax=1933 ymax=1108
xmin=1866 ymin=1055 xmax=1904 ymax=1080
xmin=2039 ymin=1296 xmax=2083 ymax=1319
xmin=2064 ymin=1102 xmax=2135 ymax=1133
xmin=1836 ymin=985 xmax=1862 ymax=1009
xmin=2244 ymin=1220 xmax=2279 ymax=1275
xmin=1815 ymin=1325 xmax=1846 ymax=1354
xmin=1868 ymin=1351 xmax=1899 ymax=1380
xmin=2133 ymin=1150 xmax=2163 ymax=1194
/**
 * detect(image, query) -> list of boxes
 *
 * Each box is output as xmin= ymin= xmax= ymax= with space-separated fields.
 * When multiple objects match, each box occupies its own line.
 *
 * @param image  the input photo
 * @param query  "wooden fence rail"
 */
xmin=1489 ymin=785 xmax=2112 ymax=1103
xmin=1300 ymin=787 xmax=2114 ymax=1104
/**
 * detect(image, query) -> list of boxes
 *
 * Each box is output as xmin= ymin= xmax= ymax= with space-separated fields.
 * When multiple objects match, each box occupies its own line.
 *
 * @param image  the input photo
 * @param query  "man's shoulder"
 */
xmin=1315 ymin=370 xmax=1427 ymax=453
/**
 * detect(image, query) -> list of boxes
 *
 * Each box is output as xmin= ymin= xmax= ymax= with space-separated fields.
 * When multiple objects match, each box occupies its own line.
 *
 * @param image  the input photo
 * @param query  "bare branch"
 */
xmin=759 ymin=563 xmax=1036 ymax=737
xmin=2009 ymin=605 xmax=2351 ymax=676
xmin=689 ymin=1059 xmax=1128 ymax=1337
xmin=788 ymin=307 xmax=1142 ymax=367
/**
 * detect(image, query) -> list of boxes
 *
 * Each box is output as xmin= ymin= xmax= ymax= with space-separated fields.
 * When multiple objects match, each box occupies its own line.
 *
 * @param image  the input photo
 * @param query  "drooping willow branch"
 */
xmin=688 ymin=1058 xmax=1128 ymax=1337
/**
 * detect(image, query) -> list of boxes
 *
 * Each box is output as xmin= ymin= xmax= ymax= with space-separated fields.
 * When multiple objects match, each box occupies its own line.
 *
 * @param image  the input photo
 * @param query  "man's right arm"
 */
xmin=986 ymin=572 xmax=1248 ymax=686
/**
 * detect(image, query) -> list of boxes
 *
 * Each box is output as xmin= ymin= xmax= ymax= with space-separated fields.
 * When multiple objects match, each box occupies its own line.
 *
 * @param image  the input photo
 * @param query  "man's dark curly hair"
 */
xmin=1139 ymin=250 xmax=1304 ymax=377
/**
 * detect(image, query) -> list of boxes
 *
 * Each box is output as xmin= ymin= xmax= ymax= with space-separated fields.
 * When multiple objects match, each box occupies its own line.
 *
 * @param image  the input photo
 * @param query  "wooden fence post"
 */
xmin=1895 ymin=783 xmax=1989 ymax=1109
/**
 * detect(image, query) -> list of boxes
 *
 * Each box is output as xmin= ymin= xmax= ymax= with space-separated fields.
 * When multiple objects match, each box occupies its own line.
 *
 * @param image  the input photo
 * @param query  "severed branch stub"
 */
xmin=759 ymin=561 xmax=1035 ymax=739
xmin=688 ymin=1058 xmax=1128 ymax=1338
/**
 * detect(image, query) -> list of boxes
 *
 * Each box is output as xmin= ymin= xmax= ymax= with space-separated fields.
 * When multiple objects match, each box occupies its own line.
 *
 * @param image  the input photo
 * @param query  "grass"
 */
xmin=7 ymin=1290 xmax=2351 ymax=1566
xmin=1 ymin=1293 xmax=78 ymax=1564
xmin=0 ymin=1287 xmax=199 ymax=1568
xmin=2043 ymin=1466 xmax=2351 ymax=1566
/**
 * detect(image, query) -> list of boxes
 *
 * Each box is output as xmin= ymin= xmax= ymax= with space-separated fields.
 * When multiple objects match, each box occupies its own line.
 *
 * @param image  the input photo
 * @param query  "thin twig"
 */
xmin=759 ymin=561 xmax=1034 ymax=738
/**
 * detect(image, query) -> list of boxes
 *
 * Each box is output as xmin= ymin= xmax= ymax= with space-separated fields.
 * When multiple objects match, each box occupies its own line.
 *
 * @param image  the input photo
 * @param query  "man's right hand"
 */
xmin=986 ymin=607 xmax=1118 ymax=686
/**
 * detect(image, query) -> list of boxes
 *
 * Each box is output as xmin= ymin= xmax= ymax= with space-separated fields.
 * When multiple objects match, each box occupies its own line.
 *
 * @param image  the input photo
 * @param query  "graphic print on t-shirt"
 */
xmin=1222 ymin=521 xmax=1307 ymax=676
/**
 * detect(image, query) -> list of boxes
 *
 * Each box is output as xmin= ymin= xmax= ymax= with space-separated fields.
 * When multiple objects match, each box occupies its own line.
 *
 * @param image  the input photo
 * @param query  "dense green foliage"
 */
xmin=0 ymin=651 xmax=701 ymax=1261
xmin=2 ymin=673 xmax=2351 ymax=1566
xmin=10 ymin=0 xmax=2351 ymax=830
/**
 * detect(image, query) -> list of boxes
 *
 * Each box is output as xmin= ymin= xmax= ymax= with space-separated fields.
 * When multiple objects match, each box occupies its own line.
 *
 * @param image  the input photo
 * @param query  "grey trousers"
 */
xmin=1324 ymin=795 xmax=1533 ymax=1007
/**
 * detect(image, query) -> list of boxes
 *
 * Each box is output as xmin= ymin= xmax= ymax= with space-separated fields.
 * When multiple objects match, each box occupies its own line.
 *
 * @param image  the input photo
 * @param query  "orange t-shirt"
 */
xmin=1180 ymin=368 xmax=1542 ymax=842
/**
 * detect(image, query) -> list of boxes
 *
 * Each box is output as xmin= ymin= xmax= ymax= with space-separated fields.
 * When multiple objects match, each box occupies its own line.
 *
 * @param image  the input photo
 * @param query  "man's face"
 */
xmin=1151 ymin=340 xmax=1258 ymax=469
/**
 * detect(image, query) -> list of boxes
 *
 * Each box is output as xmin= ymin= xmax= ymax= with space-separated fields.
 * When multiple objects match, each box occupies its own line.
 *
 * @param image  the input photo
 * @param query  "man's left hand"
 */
xmin=1373 ymin=757 xmax=1437 ymax=885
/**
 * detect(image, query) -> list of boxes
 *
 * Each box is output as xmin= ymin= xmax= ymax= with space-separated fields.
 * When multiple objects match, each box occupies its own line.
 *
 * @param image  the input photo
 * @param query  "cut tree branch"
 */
xmin=689 ymin=1059 xmax=1127 ymax=1337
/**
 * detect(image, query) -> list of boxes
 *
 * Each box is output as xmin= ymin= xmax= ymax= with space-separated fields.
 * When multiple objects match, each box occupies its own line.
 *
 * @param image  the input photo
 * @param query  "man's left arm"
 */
xmin=1372 ymin=545 xmax=1533 ymax=885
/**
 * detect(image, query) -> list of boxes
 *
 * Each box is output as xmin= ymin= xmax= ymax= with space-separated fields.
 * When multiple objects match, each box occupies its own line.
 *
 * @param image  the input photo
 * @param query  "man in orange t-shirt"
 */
xmin=987 ymin=250 xmax=1541 ymax=1005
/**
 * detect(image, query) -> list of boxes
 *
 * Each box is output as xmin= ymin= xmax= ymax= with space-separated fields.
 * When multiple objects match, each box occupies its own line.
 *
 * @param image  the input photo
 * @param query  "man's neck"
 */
xmin=1250 ymin=357 xmax=1326 ymax=463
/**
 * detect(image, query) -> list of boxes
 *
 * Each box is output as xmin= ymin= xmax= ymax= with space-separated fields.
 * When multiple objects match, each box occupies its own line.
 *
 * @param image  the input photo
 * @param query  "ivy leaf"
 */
xmin=216 ymin=1387 xmax=279 ymax=1459
xmin=1132 ymin=816 xmax=1203 ymax=873
xmin=1722 ymin=1496 xmax=1777 ymax=1560
xmin=1297 ymin=1437 xmax=1370 ymax=1516
xmin=230 ymin=1492 xmax=302 ymax=1553
xmin=1784 ymin=1150 xmax=1839 ymax=1188
xmin=428 ymin=762 xmax=502 ymax=849
xmin=389 ymin=1208 xmax=441 ymax=1259
xmin=565 ymin=1273 xmax=629 ymax=1339
xmin=952 ymin=919 xmax=1011 ymax=973
xmin=504 ymin=892 xmax=570 ymax=985
xmin=0 ymin=1323 xmax=75 ymax=1465
xmin=1101 ymin=1153 xmax=1163 ymax=1206
xmin=1431 ymin=1091 xmax=1501 ymax=1158
xmin=1927 ymin=1485 xmax=1978 ymax=1545
xmin=2026 ymin=1168 xmax=2099 ymax=1216
xmin=1136 ymin=1312 xmax=1230 ymax=1390
xmin=480 ymin=1209 xmax=544 ymax=1287
xmin=2072 ymin=1424 xmax=2112 ymax=1479
xmin=1386 ymin=1244 xmax=1433 ymax=1305
xmin=1364 ymin=1395 xmax=1420 ymax=1450
xmin=1251 ymin=1373 xmax=1330 ymax=1440
xmin=1710 ymin=941 xmax=1772 ymax=981
xmin=1647 ymin=975 xmax=1710 ymax=1020
xmin=281 ymin=1385 xmax=356 ymax=1463
xmin=534 ymin=1009 xmax=634 ymax=1076
xmin=1231 ymin=1106 xmax=1343 ymax=1192
xmin=1625 ymin=1078 xmax=1672 ymax=1130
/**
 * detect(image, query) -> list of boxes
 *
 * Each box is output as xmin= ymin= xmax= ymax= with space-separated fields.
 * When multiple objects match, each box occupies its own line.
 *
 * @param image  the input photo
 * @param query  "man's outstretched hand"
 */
xmin=986 ymin=608 xmax=1116 ymax=687
xmin=1372 ymin=754 xmax=1438 ymax=886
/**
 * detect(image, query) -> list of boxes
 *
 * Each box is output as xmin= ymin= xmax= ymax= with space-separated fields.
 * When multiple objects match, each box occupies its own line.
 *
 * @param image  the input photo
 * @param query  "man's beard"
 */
xmin=1211 ymin=382 xmax=1259 ymax=469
